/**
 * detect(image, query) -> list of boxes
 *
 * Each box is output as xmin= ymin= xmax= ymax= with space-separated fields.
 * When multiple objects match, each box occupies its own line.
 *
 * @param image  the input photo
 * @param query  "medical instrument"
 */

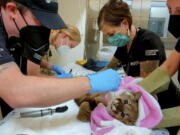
xmin=20 ymin=106 xmax=68 ymax=118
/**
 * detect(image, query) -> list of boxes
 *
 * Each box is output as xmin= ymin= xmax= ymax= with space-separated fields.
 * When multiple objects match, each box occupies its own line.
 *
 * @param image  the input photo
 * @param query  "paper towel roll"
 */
xmin=96 ymin=46 xmax=117 ymax=61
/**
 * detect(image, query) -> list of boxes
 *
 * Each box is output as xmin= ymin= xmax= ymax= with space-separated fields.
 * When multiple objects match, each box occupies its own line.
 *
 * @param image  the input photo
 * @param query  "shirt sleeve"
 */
xmin=114 ymin=46 xmax=127 ymax=61
xmin=175 ymin=39 xmax=180 ymax=52
xmin=142 ymin=32 xmax=166 ymax=65
xmin=0 ymin=33 xmax=14 ymax=65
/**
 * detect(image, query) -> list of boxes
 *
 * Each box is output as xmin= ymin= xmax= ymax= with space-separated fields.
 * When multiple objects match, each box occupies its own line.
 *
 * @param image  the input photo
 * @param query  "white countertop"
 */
xmin=0 ymin=100 xmax=91 ymax=135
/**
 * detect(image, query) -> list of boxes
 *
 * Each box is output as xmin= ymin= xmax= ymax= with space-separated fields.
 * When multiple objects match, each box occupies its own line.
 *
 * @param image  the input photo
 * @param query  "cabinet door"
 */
xmin=147 ymin=0 xmax=177 ymax=49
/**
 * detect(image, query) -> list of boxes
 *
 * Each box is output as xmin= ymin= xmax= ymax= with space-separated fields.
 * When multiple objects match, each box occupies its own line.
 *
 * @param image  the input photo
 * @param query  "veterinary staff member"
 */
xmin=98 ymin=0 xmax=179 ymax=120
xmin=50 ymin=25 xmax=81 ymax=78
xmin=29 ymin=24 xmax=81 ymax=78
xmin=140 ymin=0 xmax=180 ymax=134
xmin=0 ymin=0 xmax=121 ymax=118
xmin=50 ymin=25 xmax=82 ymax=78
xmin=160 ymin=0 xmax=180 ymax=85
xmin=98 ymin=0 xmax=166 ymax=77
xmin=50 ymin=24 xmax=81 ymax=56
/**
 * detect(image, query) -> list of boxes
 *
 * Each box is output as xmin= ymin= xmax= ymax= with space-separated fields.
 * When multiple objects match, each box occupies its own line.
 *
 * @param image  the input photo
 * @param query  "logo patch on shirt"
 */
xmin=33 ymin=53 xmax=42 ymax=61
xmin=0 ymin=48 xmax=4 ymax=52
xmin=130 ymin=61 xmax=139 ymax=66
xmin=45 ymin=0 xmax=58 ymax=3
xmin=145 ymin=50 xmax=158 ymax=56
xmin=0 ymin=48 xmax=4 ymax=57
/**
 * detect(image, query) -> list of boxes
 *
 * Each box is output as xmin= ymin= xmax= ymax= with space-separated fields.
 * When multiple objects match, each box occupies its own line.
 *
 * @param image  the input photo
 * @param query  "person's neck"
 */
xmin=127 ymin=25 xmax=137 ymax=53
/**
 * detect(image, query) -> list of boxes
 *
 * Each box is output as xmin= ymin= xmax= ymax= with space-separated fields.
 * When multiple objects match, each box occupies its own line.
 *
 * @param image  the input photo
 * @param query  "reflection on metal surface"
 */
xmin=148 ymin=1 xmax=169 ymax=37
xmin=148 ymin=17 xmax=166 ymax=37
xmin=148 ymin=1 xmax=177 ymax=49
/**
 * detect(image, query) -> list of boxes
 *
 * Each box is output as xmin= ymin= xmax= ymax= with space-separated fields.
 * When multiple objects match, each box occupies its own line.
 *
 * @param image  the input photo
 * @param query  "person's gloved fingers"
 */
xmin=87 ymin=69 xmax=121 ymax=93
xmin=51 ymin=64 xmax=65 ymax=74
xmin=56 ymin=73 xmax=73 ymax=78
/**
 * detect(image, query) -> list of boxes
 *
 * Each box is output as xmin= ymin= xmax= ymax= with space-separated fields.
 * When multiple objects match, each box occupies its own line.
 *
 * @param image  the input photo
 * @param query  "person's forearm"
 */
xmin=14 ymin=76 xmax=90 ymax=108
xmin=27 ymin=60 xmax=54 ymax=77
xmin=140 ymin=60 xmax=159 ymax=78
xmin=106 ymin=57 xmax=120 ymax=69
xmin=27 ymin=60 xmax=41 ymax=76
xmin=160 ymin=50 xmax=180 ymax=77
xmin=40 ymin=59 xmax=52 ymax=70
xmin=1 ymin=65 xmax=90 ymax=108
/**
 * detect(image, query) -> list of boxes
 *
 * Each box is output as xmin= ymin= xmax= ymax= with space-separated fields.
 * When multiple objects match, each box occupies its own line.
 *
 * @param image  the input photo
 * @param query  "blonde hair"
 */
xmin=50 ymin=24 xmax=81 ymax=45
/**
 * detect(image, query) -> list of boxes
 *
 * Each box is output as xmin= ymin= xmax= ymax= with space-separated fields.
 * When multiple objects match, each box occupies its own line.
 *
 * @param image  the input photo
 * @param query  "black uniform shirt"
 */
xmin=0 ymin=15 xmax=27 ymax=117
xmin=0 ymin=15 xmax=15 ymax=117
xmin=0 ymin=17 xmax=14 ymax=65
xmin=175 ymin=39 xmax=180 ymax=52
xmin=114 ymin=28 xmax=166 ymax=76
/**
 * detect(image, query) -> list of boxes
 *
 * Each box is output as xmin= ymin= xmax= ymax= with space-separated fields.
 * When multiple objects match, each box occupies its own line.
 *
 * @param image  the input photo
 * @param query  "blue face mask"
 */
xmin=107 ymin=32 xmax=130 ymax=47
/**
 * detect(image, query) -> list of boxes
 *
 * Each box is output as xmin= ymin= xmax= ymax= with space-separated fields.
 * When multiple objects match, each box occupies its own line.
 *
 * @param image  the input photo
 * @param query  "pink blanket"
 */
xmin=91 ymin=77 xmax=162 ymax=135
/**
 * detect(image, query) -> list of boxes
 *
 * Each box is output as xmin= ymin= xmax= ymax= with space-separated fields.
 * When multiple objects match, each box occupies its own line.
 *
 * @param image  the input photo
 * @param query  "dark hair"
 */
xmin=0 ymin=0 xmax=27 ymax=13
xmin=0 ymin=0 xmax=12 ymax=7
xmin=98 ymin=0 xmax=132 ymax=30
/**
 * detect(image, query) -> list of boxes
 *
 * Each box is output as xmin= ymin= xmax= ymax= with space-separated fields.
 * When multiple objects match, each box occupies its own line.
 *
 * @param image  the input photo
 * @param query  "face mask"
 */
xmin=168 ymin=15 xmax=180 ymax=38
xmin=56 ymin=45 xmax=71 ymax=56
xmin=19 ymin=26 xmax=50 ymax=64
xmin=12 ymin=14 xmax=51 ymax=64
xmin=107 ymin=31 xmax=130 ymax=47
xmin=7 ymin=36 xmax=23 ymax=56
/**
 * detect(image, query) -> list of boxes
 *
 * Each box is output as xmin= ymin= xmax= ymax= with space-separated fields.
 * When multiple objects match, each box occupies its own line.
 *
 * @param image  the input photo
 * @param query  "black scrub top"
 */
xmin=0 ymin=20 xmax=14 ymax=65
xmin=0 ymin=15 xmax=27 ymax=117
xmin=175 ymin=39 xmax=180 ymax=52
xmin=114 ymin=28 xmax=180 ymax=110
xmin=114 ymin=28 xmax=166 ymax=76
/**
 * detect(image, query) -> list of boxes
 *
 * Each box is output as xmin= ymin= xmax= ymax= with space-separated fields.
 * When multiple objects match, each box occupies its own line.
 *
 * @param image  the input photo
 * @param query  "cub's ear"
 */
xmin=133 ymin=92 xmax=142 ymax=101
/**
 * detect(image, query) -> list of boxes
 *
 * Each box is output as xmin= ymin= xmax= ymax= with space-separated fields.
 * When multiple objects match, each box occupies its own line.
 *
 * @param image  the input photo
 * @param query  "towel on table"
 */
xmin=91 ymin=77 xmax=163 ymax=135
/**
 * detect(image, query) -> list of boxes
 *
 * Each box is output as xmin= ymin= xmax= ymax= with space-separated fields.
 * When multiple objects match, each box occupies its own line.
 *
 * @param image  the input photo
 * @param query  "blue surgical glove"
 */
xmin=51 ymin=64 xmax=65 ymax=74
xmin=51 ymin=64 xmax=73 ymax=78
xmin=87 ymin=69 xmax=121 ymax=93
xmin=56 ymin=73 xmax=73 ymax=78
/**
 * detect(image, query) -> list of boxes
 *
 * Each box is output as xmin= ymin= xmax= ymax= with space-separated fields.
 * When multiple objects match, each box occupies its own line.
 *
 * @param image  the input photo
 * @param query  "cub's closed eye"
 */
xmin=121 ymin=112 xmax=125 ymax=117
xmin=123 ymin=100 xmax=128 ymax=104
xmin=121 ymin=112 xmax=129 ymax=117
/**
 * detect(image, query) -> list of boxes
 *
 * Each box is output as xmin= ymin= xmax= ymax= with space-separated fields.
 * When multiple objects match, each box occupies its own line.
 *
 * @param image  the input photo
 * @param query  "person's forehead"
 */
xmin=167 ymin=0 xmax=180 ymax=6
xmin=102 ymin=24 xmax=116 ymax=32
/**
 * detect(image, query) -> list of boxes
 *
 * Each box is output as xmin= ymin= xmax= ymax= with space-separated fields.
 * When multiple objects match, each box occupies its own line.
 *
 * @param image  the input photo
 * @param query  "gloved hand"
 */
xmin=51 ymin=64 xmax=73 ymax=78
xmin=139 ymin=67 xmax=170 ymax=94
xmin=56 ymin=73 xmax=73 ymax=78
xmin=51 ymin=64 xmax=65 ymax=74
xmin=87 ymin=69 xmax=121 ymax=93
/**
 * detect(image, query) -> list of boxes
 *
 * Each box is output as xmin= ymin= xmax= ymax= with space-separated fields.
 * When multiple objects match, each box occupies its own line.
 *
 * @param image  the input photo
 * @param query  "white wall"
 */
xmin=49 ymin=0 xmax=87 ymax=67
